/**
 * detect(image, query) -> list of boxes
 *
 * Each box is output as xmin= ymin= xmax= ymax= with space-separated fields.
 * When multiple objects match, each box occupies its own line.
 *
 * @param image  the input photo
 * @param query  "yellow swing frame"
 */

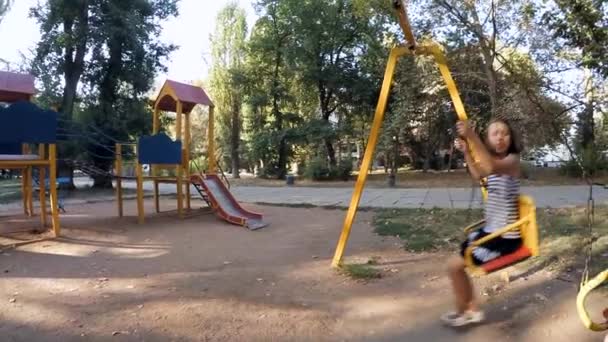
xmin=331 ymin=1 xmax=539 ymax=271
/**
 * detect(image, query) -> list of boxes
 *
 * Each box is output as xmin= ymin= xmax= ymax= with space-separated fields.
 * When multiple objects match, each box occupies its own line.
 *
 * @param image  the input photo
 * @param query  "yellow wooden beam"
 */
xmin=185 ymin=112 xmax=192 ymax=210
xmin=136 ymin=161 xmax=145 ymax=224
xmin=21 ymin=168 xmax=28 ymax=215
xmin=176 ymin=100 xmax=184 ymax=218
xmin=49 ymin=144 xmax=60 ymax=236
xmin=154 ymin=180 xmax=160 ymax=213
xmin=0 ymin=160 xmax=51 ymax=168
xmin=331 ymin=47 xmax=401 ymax=268
xmin=38 ymin=145 xmax=47 ymax=228
xmin=39 ymin=166 xmax=47 ymax=227
xmin=26 ymin=166 xmax=34 ymax=217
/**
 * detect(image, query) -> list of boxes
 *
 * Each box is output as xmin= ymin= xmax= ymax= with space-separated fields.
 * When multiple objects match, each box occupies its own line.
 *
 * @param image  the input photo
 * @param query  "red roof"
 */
xmin=0 ymin=71 xmax=36 ymax=103
xmin=155 ymin=79 xmax=214 ymax=114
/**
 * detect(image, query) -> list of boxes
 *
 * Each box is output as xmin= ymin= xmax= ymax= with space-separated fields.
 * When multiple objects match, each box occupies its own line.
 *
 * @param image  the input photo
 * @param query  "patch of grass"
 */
xmin=372 ymin=206 xmax=608 ymax=275
xmin=340 ymin=263 xmax=382 ymax=280
xmin=374 ymin=207 xmax=483 ymax=252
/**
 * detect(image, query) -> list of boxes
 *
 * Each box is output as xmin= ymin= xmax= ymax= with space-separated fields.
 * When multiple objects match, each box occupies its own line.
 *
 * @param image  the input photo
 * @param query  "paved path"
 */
xmin=101 ymin=179 xmax=608 ymax=209
xmin=2 ymin=179 xmax=605 ymax=212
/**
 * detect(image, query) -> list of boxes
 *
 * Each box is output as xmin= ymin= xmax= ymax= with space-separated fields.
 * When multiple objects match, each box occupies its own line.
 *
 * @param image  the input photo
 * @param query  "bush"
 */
xmin=304 ymin=157 xmax=353 ymax=181
xmin=559 ymin=148 xmax=608 ymax=178
xmin=334 ymin=158 xmax=353 ymax=181
xmin=304 ymin=157 xmax=331 ymax=180
xmin=190 ymin=156 xmax=208 ymax=174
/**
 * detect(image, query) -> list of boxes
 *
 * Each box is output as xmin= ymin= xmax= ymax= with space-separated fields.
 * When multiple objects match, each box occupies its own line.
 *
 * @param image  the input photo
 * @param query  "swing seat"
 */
xmin=577 ymin=270 xmax=608 ymax=331
xmin=463 ymin=195 xmax=539 ymax=276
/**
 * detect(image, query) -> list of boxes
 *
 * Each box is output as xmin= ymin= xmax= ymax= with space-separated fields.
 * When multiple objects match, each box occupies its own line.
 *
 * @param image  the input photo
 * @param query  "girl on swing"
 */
xmin=441 ymin=118 xmax=523 ymax=327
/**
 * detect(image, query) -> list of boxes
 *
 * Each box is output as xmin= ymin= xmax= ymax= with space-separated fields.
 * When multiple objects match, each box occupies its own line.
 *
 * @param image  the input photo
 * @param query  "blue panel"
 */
xmin=138 ymin=133 xmax=182 ymax=165
xmin=0 ymin=101 xmax=58 ymax=144
xmin=0 ymin=142 xmax=21 ymax=154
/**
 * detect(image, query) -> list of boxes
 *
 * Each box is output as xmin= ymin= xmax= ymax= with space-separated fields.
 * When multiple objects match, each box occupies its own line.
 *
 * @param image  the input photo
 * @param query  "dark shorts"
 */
xmin=460 ymin=229 xmax=522 ymax=265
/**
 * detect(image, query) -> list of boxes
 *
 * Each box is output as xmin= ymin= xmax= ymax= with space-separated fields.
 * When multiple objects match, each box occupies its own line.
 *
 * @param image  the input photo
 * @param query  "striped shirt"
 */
xmin=483 ymin=174 xmax=520 ymax=239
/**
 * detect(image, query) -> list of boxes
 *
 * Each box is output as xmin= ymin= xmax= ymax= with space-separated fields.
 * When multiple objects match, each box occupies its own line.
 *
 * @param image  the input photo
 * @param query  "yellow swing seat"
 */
xmin=577 ymin=270 xmax=608 ymax=331
xmin=463 ymin=195 xmax=539 ymax=275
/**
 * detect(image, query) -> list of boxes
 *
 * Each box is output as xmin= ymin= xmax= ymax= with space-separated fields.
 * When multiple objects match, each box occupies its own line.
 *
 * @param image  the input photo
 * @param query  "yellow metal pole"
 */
xmin=38 ymin=145 xmax=47 ymax=228
xmin=431 ymin=45 xmax=487 ymax=199
xmin=176 ymin=101 xmax=184 ymax=218
xmin=136 ymin=161 xmax=145 ymax=224
xmin=331 ymin=47 xmax=404 ymax=268
xmin=185 ymin=112 xmax=191 ymax=210
xmin=115 ymin=144 xmax=123 ymax=217
xmin=49 ymin=144 xmax=60 ymax=236
xmin=208 ymin=106 xmax=216 ymax=174
xmin=430 ymin=46 xmax=468 ymax=121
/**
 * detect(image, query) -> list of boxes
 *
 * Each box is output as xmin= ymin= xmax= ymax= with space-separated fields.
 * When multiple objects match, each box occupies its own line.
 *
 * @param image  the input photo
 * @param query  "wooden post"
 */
xmin=49 ymin=144 xmax=60 ymax=236
xmin=21 ymin=167 xmax=28 ymax=215
xmin=135 ymin=143 xmax=145 ymax=224
xmin=153 ymin=106 xmax=160 ymax=134
xmin=208 ymin=106 xmax=216 ymax=174
xmin=115 ymin=144 xmax=123 ymax=217
xmin=152 ymin=105 xmax=160 ymax=179
xmin=154 ymin=180 xmax=160 ymax=213
xmin=27 ymin=165 xmax=34 ymax=216
xmin=176 ymin=101 xmax=184 ymax=218
xmin=185 ymin=112 xmax=191 ymax=210
xmin=38 ymin=145 xmax=47 ymax=228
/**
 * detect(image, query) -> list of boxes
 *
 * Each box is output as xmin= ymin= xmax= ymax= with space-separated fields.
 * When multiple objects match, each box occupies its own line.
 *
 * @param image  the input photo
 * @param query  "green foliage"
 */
xmin=560 ymin=146 xmax=608 ymax=177
xmin=304 ymin=156 xmax=353 ymax=181
xmin=209 ymin=2 xmax=248 ymax=179
xmin=372 ymin=206 xmax=608 ymax=275
xmin=374 ymin=208 xmax=483 ymax=252
xmin=30 ymin=0 xmax=178 ymax=188
xmin=543 ymin=0 xmax=608 ymax=77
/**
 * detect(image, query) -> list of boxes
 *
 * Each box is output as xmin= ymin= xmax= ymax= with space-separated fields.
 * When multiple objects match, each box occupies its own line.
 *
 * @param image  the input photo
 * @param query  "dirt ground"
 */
xmin=0 ymin=199 xmax=607 ymax=342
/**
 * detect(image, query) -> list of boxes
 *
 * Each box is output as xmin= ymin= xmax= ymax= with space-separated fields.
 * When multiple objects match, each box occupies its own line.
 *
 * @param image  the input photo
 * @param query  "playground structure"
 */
xmin=331 ymin=0 xmax=539 ymax=274
xmin=0 ymin=71 xmax=61 ymax=237
xmin=0 ymin=70 xmax=266 ymax=237
xmin=114 ymin=79 xmax=267 ymax=229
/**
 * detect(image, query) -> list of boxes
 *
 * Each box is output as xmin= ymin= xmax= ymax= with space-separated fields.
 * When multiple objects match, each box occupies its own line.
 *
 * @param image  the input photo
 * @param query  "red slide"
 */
xmin=191 ymin=174 xmax=268 ymax=230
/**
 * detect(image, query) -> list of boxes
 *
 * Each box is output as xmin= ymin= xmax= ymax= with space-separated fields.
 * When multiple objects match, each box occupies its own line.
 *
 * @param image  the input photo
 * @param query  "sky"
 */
xmin=0 ymin=0 xmax=259 ymax=88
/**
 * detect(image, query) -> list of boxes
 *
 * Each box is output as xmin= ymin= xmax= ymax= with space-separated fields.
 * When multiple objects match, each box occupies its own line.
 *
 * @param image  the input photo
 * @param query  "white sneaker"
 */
xmin=440 ymin=310 xmax=485 ymax=327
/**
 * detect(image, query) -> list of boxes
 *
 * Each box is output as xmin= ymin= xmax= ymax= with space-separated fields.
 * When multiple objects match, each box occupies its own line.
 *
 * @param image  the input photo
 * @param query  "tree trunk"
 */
xmin=272 ymin=36 xmax=288 ymax=180
xmin=325 ymin=139 xmax=337 ymax=166
xmin=57 ymin=2 xmax=89 ymax=189
xmin=91 ymin=30 xmax=122 ymax=189
xmin=231 ymin=101 xmax=240 ymax=179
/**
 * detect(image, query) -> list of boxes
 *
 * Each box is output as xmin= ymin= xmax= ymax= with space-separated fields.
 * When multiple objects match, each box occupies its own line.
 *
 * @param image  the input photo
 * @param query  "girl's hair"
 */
xmin=486 ymin=117 xmax=522 ymax=155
